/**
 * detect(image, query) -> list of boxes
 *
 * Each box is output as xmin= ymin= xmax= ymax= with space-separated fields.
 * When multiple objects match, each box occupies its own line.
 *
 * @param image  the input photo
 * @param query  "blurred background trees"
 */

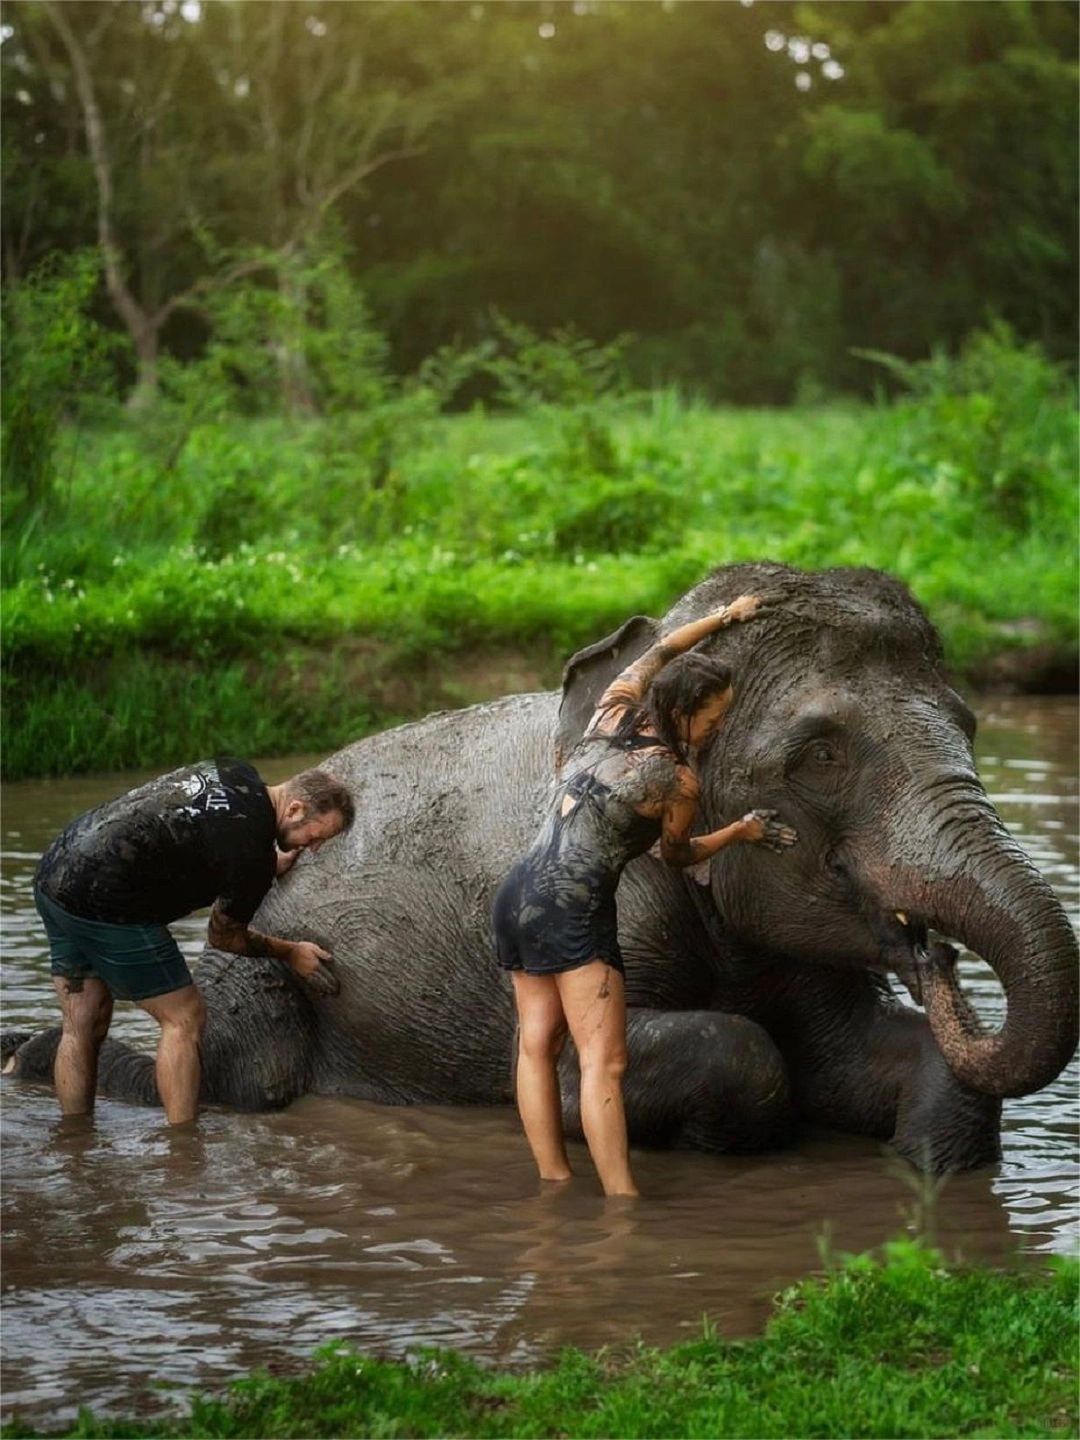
xmin=3 ymin=0 xmax=1075 ymax=407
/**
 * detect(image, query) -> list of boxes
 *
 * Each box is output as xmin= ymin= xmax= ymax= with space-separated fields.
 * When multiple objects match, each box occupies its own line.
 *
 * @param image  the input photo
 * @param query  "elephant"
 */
xmin=6 ymin=562 xmax=1077 ymax=1173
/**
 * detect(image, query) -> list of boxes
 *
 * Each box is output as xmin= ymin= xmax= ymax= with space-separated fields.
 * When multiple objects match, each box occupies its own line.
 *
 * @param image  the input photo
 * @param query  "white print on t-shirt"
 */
xmin=177 ymin=763 xmax=231 ymax=818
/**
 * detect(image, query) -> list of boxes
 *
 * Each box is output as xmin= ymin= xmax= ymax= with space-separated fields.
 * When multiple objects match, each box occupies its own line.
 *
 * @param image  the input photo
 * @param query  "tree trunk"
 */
xmin=127 ymin=321 xmax=161 ymax=414
xmin=277 ymin=264 xmax=316 ymax=417
xmin=44 ymin=2 xmax=161 ymax=407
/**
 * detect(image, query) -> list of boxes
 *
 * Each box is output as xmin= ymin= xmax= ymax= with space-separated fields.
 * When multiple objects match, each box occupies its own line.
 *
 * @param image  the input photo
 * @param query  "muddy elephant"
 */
xmin=6 ymin=563 xmax=1077 ymax=1172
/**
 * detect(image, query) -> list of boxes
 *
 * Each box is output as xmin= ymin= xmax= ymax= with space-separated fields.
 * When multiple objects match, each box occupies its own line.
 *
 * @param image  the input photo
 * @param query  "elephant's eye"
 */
xmin=786 ymin=733 xmax=847 ymax=784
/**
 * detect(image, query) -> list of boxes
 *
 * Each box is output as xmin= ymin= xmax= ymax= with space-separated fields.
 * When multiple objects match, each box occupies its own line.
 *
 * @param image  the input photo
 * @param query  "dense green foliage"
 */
xmin=0 ymin=250 xmax=118 ymax=566
xmin=6 ymin=1242 xmax=1077 ymax=1438
xmin=3 ymin=1 xmax=1076 ymax=403
xmin=3 ymin=325 xmax=1075 ymax=778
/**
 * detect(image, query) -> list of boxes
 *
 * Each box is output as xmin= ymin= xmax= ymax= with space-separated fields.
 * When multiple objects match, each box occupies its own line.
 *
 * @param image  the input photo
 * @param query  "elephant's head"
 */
xmin=559 ymin=562 xmax=1078 ymax=1100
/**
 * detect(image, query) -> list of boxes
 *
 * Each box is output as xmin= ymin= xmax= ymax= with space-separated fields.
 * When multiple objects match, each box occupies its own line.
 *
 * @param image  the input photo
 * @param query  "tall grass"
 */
xmin=3 ymin=336 xmax=1076 ymax=778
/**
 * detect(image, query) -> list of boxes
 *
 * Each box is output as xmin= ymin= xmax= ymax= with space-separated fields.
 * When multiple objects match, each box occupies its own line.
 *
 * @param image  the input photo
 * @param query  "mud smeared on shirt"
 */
xmin=35 ymin=759 xmax=276 ymax=926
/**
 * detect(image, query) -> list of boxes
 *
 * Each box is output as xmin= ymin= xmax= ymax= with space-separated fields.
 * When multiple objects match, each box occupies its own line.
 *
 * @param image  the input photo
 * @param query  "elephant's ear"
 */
xmin=556 ymin=615 xmax=659 ymax=766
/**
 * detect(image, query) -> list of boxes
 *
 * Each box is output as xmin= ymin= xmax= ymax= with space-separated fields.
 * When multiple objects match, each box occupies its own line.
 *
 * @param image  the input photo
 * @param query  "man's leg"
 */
xmin=140 ymin=986 xmax=206 ymax=1125
xmin=52 ymin=976 xmax=114 ymax=1115
xmin=512 ymin=972 xmax=572 ymax=1181
xmin=555 ymin=961 xmax=637 ymax=1198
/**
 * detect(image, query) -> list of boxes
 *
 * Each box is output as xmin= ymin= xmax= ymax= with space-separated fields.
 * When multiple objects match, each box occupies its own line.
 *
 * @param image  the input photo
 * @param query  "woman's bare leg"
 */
xmin=512 ymin=972 xmax=572 ymax=1181
xmin=555 ymin=961 xmax=637 ymax=1197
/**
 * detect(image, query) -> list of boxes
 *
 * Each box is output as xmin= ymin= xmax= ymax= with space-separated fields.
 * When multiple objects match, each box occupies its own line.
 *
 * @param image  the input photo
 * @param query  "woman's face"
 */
xmin=685 ymin=687 xmax=733 ymax=748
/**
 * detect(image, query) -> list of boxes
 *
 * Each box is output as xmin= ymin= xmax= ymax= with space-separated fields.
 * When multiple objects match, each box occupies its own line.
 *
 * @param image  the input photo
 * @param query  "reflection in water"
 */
xmin=1 ymin=702 xmax=1076 ymax=1426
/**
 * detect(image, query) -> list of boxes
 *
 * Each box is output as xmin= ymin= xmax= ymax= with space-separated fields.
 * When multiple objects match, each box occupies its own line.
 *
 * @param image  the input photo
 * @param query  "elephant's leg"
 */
xmin=557 ymin=1008 xmax=795 ymax=1154
xmin=196 ymin=952 xmax=318 ymax=1110
xmin=757 ymin=969 xmax=1001 ymax=1172
xmin=2 ymin=952 xmax=319 ymax=1114
xmin=3 ymin=1026 xmax=161 ymax=1104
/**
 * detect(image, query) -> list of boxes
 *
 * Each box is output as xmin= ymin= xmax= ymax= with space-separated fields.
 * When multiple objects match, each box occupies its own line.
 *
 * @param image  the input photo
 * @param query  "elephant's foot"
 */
xmin=559 ymin=1008 xmax=795 ymax=1154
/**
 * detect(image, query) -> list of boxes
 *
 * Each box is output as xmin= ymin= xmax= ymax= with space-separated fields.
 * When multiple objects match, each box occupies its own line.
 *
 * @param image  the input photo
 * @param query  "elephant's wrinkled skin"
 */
xmin=7 ymin=564 xmax=1077 ymax=1172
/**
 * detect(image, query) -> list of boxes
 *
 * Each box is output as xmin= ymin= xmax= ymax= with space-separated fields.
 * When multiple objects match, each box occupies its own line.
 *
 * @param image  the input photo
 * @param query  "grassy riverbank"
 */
xmin=6 ymin=1242 xmax=1076 ymax=1439
xmin=4 ymin=381 xmax=1076 ymax=779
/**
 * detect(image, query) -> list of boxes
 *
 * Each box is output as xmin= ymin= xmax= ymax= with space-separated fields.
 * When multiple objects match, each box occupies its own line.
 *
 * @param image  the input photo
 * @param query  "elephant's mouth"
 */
xmin=874 ymin=909 xmax=940 ymax=1007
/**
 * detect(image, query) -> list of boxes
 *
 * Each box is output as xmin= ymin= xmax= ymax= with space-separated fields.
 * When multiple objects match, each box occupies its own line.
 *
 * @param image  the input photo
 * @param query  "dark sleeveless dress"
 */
xmin=492 ymin=731 xmax=678 ymax=975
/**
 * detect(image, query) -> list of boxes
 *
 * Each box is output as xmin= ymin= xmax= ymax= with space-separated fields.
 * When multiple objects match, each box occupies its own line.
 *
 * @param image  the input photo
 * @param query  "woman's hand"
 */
xmin=598 ymin=591 xmax=773 ymax=713
xmin=739 ymin=809 xmax=798 ymax=851
xmin=718 ymin=594 xmax=764 ymax=624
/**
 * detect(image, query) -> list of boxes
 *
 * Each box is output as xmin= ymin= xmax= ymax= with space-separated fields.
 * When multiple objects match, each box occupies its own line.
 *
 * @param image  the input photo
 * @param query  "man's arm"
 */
xmin=593 ymin=595 xmax=764 ymax=716
xmin=208 ymin=903 xmax=339 ymax=996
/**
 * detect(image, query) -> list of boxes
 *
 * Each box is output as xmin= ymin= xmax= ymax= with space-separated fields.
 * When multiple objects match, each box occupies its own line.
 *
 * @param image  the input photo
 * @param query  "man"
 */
xmin=33 ymin=758 xmax=354 ymax=1126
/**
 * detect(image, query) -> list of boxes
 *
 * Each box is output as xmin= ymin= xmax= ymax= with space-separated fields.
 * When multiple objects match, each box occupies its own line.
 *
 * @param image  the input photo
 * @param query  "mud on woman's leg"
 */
xmin=512 ymin=972 xmax=572 ymax=1182
xmin=555 ymin=960 xmax=637 ymax=1198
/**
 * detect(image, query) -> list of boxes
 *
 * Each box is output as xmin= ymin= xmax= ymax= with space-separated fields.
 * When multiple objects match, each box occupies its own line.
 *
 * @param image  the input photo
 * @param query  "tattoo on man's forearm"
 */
xmin=243 ymin=929 xmax=277 ymax=959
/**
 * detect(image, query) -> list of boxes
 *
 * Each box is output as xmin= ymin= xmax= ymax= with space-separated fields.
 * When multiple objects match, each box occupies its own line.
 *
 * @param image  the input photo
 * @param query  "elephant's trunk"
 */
xmin=880 ymin=792 xmax=1078 ymax=1099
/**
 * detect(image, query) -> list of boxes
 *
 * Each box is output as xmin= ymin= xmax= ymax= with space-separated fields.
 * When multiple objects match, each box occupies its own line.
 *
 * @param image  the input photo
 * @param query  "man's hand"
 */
xmin=276 ymin=846 xmax=299 ymax=878
xmin=287 ymin=941 xmax=339 ymax=997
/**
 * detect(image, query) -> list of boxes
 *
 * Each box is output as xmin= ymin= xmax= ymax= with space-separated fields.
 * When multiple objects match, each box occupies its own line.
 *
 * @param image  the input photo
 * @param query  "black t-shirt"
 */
xmin=35 ymin=758 xmax=277 ymax=927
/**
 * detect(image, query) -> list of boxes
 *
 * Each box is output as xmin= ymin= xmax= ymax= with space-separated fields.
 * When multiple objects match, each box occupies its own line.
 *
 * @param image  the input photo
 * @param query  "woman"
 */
xmin=493 ymin=594 xmax=797 ymax=1196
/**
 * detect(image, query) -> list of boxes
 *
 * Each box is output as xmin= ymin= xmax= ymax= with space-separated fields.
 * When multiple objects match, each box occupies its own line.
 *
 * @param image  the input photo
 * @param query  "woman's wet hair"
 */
xmin=284 ymin=769 xmax=355 ymax=828
xmin=610 ymin=652 xmax=733 ymax=764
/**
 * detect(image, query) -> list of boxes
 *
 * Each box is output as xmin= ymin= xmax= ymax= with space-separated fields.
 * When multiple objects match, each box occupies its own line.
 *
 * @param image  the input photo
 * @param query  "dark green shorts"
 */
xmin=34 ymin=887 xmax=193 ymax=1002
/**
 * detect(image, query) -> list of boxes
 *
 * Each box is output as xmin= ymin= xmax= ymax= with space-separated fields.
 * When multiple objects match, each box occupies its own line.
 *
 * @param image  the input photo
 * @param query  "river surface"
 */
xmin=2 ymin=698 xmax=1077 ymax=1427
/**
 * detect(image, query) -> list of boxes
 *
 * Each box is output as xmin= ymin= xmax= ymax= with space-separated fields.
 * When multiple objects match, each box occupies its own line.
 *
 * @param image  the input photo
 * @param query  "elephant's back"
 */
xmin=320 ymin=690 xmax=558 ymax=879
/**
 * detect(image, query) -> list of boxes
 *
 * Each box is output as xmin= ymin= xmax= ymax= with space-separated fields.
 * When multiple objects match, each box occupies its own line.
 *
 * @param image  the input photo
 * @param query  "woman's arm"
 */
xmin=595 ymin=594 xmax=764 ymax=714
xmin=660 ymin=790 xmax=797 ymax=869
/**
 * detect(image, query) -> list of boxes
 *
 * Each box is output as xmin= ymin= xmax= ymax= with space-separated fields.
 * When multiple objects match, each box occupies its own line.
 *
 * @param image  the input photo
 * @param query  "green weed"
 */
xmin=5 ymin=1244 xmax=1075 ymax=1439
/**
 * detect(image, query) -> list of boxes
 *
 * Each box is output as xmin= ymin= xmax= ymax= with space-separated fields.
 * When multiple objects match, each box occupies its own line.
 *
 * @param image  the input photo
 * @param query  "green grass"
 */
xmin=4 ymin=392 xmax=1076 ymax=778
xmin=5 ymin=1242 xmax=1076 ymax=1438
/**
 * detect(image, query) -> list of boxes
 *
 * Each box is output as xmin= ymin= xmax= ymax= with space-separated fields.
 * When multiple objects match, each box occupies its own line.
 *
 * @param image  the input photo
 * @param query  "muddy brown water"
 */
xmin=2 ymin=698 xmax=1077 ymax=1427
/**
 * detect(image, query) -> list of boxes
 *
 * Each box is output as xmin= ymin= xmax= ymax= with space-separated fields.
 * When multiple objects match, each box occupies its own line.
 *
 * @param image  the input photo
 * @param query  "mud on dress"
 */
xmin=493 ymin=732 xmax=677 ymax=976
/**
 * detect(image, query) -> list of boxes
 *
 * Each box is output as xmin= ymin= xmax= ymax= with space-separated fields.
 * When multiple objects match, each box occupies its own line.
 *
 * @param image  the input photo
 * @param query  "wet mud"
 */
xmin=1 ymin=701 xmax=1076 ymax=1428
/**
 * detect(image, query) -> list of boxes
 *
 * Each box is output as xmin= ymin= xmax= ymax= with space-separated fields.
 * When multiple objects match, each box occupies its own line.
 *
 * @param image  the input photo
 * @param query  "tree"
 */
xmin=37 ymin=0 xmax=222 ymax=407
xmin=790 ymin=0 xmax=1078 ymax=373
xmin=26 ymin=0 xmax=438 ymax=408
xmin=190 ymin=0 xmax=440 ymax=412
xmin=3 ymin=1 xmax=1075 ymax=402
